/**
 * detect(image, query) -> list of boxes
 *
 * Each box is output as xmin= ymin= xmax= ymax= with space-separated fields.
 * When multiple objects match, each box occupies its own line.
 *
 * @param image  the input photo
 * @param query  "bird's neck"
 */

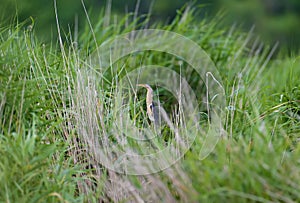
xmin=146 ymin=90 xmax=153 ymax=104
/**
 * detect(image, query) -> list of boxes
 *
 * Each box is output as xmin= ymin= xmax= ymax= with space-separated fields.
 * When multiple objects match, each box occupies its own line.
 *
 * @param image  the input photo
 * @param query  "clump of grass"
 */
xmin=0 ymin=23 xmax=84 ymax=202
xmin=0 ymin=3 xmax=299 ymax=203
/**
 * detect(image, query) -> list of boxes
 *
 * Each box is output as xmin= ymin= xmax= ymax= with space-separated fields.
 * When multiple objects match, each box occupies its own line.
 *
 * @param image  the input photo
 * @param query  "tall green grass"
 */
xmin=0 ymin=5 xmax=299 ymax=202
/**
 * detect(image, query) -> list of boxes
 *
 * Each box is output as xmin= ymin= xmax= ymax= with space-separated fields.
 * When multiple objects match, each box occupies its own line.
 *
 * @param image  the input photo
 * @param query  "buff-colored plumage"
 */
xmin=137 ymin=84 xmax=154 ymax=120
xmin=137 ymin=84 xmax=179 ymax=137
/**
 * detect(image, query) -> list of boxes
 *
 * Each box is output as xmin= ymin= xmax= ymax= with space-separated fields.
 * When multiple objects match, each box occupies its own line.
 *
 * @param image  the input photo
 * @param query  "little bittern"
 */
xmin=137 ymin=84 xmax=179 ymax=138
xmin=137 ymin=84 xmax=161 ymax=127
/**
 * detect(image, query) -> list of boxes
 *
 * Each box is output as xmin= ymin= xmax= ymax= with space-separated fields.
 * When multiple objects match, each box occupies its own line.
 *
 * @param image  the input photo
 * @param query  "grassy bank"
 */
xmin=0 ymin=6 xmax=299 ymax=202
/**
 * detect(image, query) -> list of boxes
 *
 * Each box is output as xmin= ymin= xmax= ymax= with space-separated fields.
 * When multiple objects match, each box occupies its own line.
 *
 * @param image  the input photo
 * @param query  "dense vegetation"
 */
xmin=1 ymin=0 xmax=300 ymax=51
xmin=0 ymin=4 xmax=299 ymax=203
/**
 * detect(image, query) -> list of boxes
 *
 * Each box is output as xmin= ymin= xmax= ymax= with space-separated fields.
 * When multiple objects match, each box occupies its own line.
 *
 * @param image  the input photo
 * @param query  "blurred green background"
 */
xmin=1 ymin=0 xmax=299 ymax=52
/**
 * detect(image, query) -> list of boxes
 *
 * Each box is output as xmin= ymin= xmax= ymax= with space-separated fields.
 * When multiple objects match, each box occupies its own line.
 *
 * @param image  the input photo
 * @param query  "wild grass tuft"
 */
xmin=0 ymin=4 xmax=299 ymax=203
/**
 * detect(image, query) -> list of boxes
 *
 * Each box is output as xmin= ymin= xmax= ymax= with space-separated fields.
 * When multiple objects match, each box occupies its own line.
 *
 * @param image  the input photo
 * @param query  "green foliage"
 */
xmin=0 ymin=5 xmax=299 ymax=202
xmin=1 ymin=0 xmax=300 ymax=51
xmin=215 ymin=0 xmax=300 ymax=52
xmin=0 ymin=131 xmax=81 ymax=203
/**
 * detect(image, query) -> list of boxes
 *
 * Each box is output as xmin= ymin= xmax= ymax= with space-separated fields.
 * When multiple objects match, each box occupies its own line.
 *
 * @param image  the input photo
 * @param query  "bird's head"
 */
xmin=137 ymin=84 xmax=152 ymax=91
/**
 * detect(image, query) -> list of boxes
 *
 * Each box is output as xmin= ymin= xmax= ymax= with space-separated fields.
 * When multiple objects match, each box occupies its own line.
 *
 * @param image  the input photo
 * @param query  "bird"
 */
xmin=137 ymin=84 xmax=180 ymax=140
xmin=137 ymin=84 xmax=160 ymax=127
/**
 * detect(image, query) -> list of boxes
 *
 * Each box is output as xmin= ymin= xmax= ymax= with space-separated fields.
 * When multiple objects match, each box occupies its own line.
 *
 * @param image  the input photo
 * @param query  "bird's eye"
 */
xmin=149 ymin=103 xmax=154 ymax=110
